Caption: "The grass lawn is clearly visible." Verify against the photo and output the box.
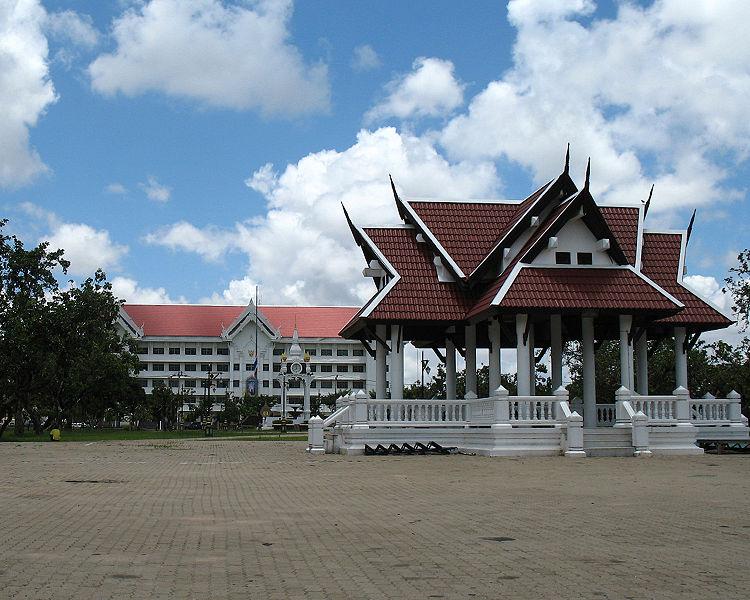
[0,428,307,443]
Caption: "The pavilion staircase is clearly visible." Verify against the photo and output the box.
[583,428,633,457]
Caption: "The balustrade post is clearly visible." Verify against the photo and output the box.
[565,412,586,457]
[632,411,652,456]
[614,386,632,428]
[673,385,692,427]
[491,385,511,429]
[464,391,476,428]
[727,390,743,422]
[353,390,369,429]
[307,415,325,454]
[554,386,569,422]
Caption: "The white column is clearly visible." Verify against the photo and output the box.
[635,331,648,395]
[527,321,536,396]
[375,324,387,399]
[445,338,456,400]
[465,324,477,396]
[516,314,531,396]
[389,325,404,400]
[550,314,563,390]
[619,315,633,389]
[674,326,688,390]
[488,319,502,394]
[582,315,596,428]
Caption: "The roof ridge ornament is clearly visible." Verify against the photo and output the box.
[643,184,654,218]
[686,209,697,244]
[584,157,591,191]
[564,143,570,174]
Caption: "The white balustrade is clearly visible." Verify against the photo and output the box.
[508,397,558,423]
[366,399,468,426]
[630,396,678,423]
[690,392,742,425]
[596,404,615,426]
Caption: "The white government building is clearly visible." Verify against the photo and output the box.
[117,303,372,420]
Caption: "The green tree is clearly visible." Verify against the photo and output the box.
[725,249,750,330]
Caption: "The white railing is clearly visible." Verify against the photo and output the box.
[630,396,678,423]
[596,404,615,426]
[690,392,742,425]
[508,397,558,423]
[367,399,468,425]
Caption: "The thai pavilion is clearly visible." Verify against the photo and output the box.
[307,150,749,457]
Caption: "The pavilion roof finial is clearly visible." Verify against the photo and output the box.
[564,143,570,174]
[686,209,697,244]
[643,184,654,218]
[584,157,591,190]
[389,174,400,202]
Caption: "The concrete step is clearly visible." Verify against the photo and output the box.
[583,428,634,457]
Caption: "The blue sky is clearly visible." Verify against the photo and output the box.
[2,0,749,314]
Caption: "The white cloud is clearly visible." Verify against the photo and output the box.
[351,44,381,72]
[0,0,57,187]
[147,127,498,305]
[88,0,329,116]
[440,0,750,215]
[366,57,464,123]
[111,276,185,304]
[105,182,127,195]
[139,175,171,202]
[144,221,235,262]
[46,10,99,49]
[46,222,128,277]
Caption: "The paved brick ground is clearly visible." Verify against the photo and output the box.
[1,440,749,599]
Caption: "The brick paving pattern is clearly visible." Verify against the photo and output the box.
[1,440,749,599]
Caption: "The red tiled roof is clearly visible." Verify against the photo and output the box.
[600,206,639,265]
[641,233,732,327]
[121,304,358,338]
[409,201,518,275]
[495,267,680,313]
[362,227,475,321]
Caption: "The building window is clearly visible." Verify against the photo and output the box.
[289,380,300,389]
[169,347,180,355]
[168,363,180,371]
[217,379,228,388]
[185,380,197,388]
[353,348,364,356]
[307,349,317,356]
[201,347,213,355]
[309,365,317,372]
[320,380,333,389]
[273,363,281,372]
[353,364,365,373]
[273,348,284,356]
[233,380,239,388]
[233,363,240,371]
[273,380,281,389]
[200,363,211,372]
[217,347,229,355]
[138,362,148,371]
[337,365,348,373]
[185,347,196,356]
[152,347,165,355]
[555,251,571,265]
[321,365,333,372]
[337,349,348,357]
[336,380,348,389]
[321,348,332,356]
[310,381,317,388]
[262,380,270,388]
[152,363,165,372]
[152,379,166,388]
[577,252,593,265]
[216,364,229,372]
[185,364,197,372]
[262,363,270,372]
[353,380,366,389]
[137,346,148,355]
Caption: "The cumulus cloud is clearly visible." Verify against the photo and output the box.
[88,0,329,116]
[105,182,127,195]
[111,276,185,304]
[351,44,381,72]
[46,222,128,277]
[146,127,498,305]
[366,57,464,123]
[139,175,171,202]
[46,9,99,49]
[0,0,57,188]
[440,0,750,214]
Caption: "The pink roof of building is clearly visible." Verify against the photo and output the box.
[121,304,358,338]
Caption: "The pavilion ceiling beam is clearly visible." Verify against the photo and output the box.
[358,337,376,359]
[432,346,446,363]
[535,346,549,364]
[363,326,391,353]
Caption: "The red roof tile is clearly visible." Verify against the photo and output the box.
[409,201,518,275]
[641,233,732,327]
[362,227,475,321]
[494,267,681,313]
[121,304,358,338]
[600,206,639,265]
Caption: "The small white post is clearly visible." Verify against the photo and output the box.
[353,389,368,429]
[673,385,692,426]
[307,416,325,454]
[632,411,652,456]
[464,390,477,427]
[565,412,586,457]
[727,390,742,422]
[614,386,633,428]
[491,385,510,428]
